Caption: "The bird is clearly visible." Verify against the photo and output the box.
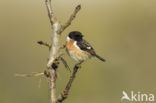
[66,31,105,65]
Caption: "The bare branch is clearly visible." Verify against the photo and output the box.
[60,57,71,72]
[47,22,61,68]
[45,4,81,103]
[57,65,80,103]
[48,53,63,103]
[37,41,51,48]
[59,5,81,33]
[48,69,57,103]
[45,0,57,25]
[14,72,44,77]
[45,1,61,103]
[16,1,81,103]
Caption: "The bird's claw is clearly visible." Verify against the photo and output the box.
[76,64,81,68]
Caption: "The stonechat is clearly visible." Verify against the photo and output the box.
[66,31,105,64]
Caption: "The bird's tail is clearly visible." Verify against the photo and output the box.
[94,54,106,62]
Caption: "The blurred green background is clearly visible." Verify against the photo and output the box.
[0,0,156,103]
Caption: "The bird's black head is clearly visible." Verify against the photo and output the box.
[68,31,83,41]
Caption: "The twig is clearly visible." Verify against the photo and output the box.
[60,57,71,72]
[37,41,51,48]
[45,0,56,25]
[15,72,44,77]
[59,5,81,34]
[57,65,80,103]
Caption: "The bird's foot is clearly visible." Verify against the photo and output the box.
[75,61,84,69]
[75,64,82,68]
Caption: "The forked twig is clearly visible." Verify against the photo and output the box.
[59,5,81,34]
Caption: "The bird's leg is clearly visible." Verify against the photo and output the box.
[75,60,84,68]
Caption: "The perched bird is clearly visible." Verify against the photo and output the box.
[66,31,105,64]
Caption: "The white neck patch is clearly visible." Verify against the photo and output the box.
[66,36,81,50]
[67,36,72,41]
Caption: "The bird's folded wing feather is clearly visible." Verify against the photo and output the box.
[77,40,96,55]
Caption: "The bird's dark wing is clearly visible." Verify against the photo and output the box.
[77,40,96,55]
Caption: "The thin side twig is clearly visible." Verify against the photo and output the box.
[59,5,81,34]
[57,65,80,103]
[37,41,51,49]
[14,72,44,77]
[60,57,71,72]
[45,0,56,25]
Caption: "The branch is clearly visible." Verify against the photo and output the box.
[16,0,82,103]
[59,5,81,33]
[60,57,71,72]
[45,0,57,25]
[37,41,51,49]
[14,72,44,77]
[45,1,59,103]
[16,1,81,103]
[48,53,63,103]
[45,4,81,102]
[57,65,80,103]
[48,69,57,103]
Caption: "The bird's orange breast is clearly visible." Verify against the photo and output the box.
[66,41,77,50]
[66,40,91,61]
